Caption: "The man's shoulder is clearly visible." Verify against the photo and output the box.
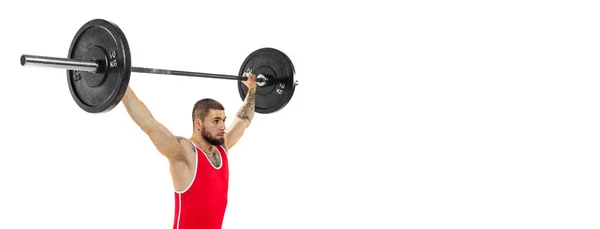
[176,136,187,143]
[174,136,197,155]
[217,144,229,155]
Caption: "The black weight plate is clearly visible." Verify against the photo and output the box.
[238,48,296,114]
[67,19,131,113]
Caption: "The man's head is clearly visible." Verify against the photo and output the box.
[192,98,226,146]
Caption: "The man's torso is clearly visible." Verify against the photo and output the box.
[170,139,229,229]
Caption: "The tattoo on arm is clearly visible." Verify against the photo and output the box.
[177,136,195,152]
[237,88,256,121]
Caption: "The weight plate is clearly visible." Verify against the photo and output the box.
[238,48,296,114]
[67,19,131,113]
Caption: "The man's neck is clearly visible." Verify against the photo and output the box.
[190,133,215,154]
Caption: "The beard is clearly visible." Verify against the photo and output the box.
[201,126,224,145]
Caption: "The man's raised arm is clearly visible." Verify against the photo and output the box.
[121,86,186,161]
[224,73,257,151]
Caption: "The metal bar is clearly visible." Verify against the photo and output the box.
[20,54,99,72]
[20,54,266,83]
[131,66,251,81]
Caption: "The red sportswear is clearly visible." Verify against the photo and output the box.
[173,144,229,229]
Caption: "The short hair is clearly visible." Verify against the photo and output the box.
[192,98,224,122]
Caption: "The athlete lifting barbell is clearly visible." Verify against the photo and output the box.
[20,18,297,229]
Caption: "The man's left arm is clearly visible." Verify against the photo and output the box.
[224,73,257,151]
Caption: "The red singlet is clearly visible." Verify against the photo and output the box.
[173,144,229,229]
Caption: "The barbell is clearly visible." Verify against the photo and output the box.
[20,19,297,114]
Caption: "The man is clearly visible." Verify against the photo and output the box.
[120,72,258,229]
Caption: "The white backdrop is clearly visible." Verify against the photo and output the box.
[1,1,600,229]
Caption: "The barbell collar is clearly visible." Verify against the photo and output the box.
[256,74,267,86]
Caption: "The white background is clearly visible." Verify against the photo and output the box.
[1,1,600,229]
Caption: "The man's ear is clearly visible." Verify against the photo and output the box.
[194,118,202,130]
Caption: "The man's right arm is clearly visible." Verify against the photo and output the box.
[121,86,186,161]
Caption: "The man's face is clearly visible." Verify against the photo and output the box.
[199,109,226,145]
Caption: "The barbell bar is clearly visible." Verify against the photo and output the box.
[21,54,268,83]
[20,18,297,114]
